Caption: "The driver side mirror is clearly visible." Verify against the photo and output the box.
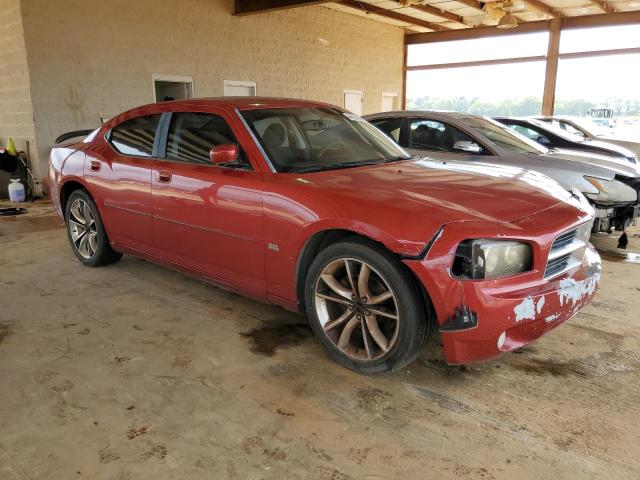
[209,144,238,165]
[453,140,482,154]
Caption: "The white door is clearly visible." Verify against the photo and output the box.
[344,91,363,116]
[224,81,256,96]
[381,93,398,112]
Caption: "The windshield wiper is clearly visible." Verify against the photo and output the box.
[290,160,390,174]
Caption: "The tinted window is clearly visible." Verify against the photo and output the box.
[110,114,161,157]
[409,119,479,152]
[371,118,402,142]
[165,112,247,167]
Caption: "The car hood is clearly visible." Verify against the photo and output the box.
[293,158,578,225]
[542,148,640,177]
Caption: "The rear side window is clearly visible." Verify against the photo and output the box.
[110,114,161,157]
[165,112,246,166]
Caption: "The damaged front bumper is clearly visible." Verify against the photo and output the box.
[404,206,601,365]
[441,247,600,364]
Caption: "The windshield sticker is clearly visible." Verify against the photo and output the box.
[343,112,365,122]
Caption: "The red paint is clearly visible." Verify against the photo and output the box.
[49,98,600,364]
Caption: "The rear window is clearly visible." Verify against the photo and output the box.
[110,114,161,157]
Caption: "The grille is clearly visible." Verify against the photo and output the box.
[544,221,592,279]
[544,253,571,278]
[551,230,576,251]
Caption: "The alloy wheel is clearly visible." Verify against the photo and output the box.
[68,198,98,259]
[314,258,400,361]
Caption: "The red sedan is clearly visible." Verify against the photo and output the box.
[49,98,601,373]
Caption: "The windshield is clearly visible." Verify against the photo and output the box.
[466,117,547,155]
[240,107,410,173]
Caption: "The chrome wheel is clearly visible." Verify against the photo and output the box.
[314,258,400,361]
[68,198,98,259]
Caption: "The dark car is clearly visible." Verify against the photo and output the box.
[493,117,638,165]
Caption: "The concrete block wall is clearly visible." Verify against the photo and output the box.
[0,0,37,196]
[19,0,404,179]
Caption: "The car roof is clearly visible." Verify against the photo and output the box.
[364,110,479,121]
[146,97,338,111]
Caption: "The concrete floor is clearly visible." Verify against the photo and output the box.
[1,202,640,480]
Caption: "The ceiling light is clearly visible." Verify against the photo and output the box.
[497,13,518,29]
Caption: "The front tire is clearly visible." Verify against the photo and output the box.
[305,239,430,374]
[65,189,122,267]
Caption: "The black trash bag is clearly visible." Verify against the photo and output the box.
[0,150,18,173]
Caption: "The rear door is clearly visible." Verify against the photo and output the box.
[85,114,161,252]
[151,109,265,295]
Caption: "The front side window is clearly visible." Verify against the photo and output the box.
[110,114,161,157]
[165,112,248,168]
[409,119,479,153]
[370,118,402,143]
[240,107,409,173]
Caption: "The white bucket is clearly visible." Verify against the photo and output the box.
[8,178,25,202]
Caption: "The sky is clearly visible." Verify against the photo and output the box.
[406,25,640,102]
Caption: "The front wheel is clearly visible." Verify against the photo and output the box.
[305,239,430,374]
[65,189,122,267]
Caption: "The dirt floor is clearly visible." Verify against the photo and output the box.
[1,202,640,480]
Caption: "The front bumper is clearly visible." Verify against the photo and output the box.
[404,206,601,364]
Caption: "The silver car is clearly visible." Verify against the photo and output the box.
[364,111,640,235]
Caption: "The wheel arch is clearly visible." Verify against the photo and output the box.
[294,228,436,332]
[59,179,90,217]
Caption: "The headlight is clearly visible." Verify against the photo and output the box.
[584,176,638,204]
[452,239,532,280]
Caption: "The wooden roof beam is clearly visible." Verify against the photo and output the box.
[405,10,640,44]
[338,0,452,31]
[409,4,467,25]
[522,0,562,18]
[589,0,612,13]
[454,0,486,13]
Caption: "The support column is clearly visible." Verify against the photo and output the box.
[542,19,561,115]
[402,44,408,110]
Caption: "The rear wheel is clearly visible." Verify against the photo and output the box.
[305,239,429,373]
[65,190,122,267]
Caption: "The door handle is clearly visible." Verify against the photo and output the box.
[156,170,172,183]
[89,160,101,172]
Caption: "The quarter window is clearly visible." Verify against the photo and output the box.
[409,119,478,152]
[165,112,247,167]
[110,114,161,157]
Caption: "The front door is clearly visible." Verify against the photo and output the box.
[151,110,265,295]
[405,118,492,162]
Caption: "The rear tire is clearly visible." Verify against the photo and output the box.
[304,238,430,374]
[65,189,122,267]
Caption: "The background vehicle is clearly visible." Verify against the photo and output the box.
[50,98,600,373]
[535,116,640,159]
[366,111,640,235]
[493,117,638,165]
